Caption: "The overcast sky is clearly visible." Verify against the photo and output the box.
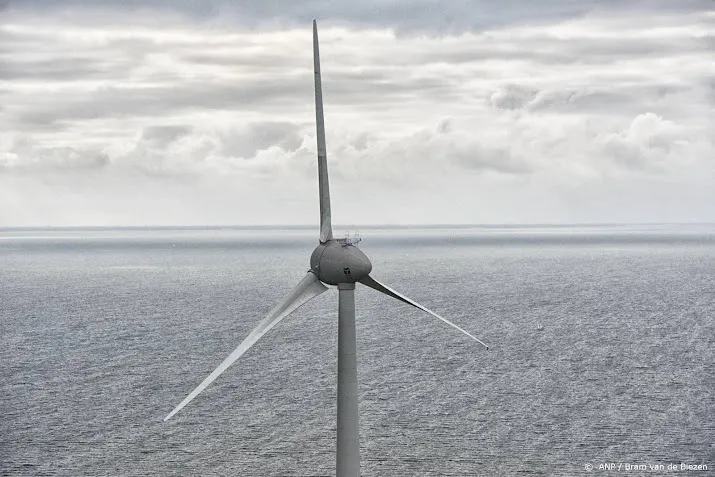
[0,0,712,226]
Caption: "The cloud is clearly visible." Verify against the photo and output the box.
[1,0,711,34]
[592,113,699,172]
[488,85,539,110]
[0,3,713,225]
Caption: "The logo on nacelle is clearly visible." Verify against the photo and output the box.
[343,267,352,276]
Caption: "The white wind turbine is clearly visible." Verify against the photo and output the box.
[164,20,488,477]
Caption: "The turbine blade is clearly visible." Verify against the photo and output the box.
[359,275,489,350]
[313,19,333,243]
[164,272,328,421]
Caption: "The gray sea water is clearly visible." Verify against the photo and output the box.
[1,225,714,476]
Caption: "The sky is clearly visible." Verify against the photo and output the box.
[0,0,713,226]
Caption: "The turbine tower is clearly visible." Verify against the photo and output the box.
[164,20,488,477]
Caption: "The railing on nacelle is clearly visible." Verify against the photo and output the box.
[337,231,361,247]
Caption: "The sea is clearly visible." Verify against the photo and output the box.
[1,225,713,476]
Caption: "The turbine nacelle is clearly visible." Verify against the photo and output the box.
[310,240,373,285]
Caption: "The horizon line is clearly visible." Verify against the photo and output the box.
[1,222,714,231]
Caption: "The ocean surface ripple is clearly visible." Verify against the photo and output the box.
[2,225,713,476]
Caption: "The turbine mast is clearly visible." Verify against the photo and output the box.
[313,19,333,243]
[337,282,360,476]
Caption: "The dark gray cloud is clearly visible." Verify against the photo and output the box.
[219,121,304,158]
[0,57,108,81]
[14,80,309,125]
[2,0,711,33]
[487,83,703,119]
[488,85,539,110]
[406,35,712,67]
[0,120,305,178]
[0,145,110,172]
[451,146,531,174]
[141,125,193,145]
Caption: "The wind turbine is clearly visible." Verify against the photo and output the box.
[164,20,488,477]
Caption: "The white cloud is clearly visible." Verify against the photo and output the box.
[0,4,712,225]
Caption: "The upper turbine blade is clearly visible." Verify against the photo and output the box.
[164,272,328,421]
[313,19,333,243]
[359,275,489,349]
